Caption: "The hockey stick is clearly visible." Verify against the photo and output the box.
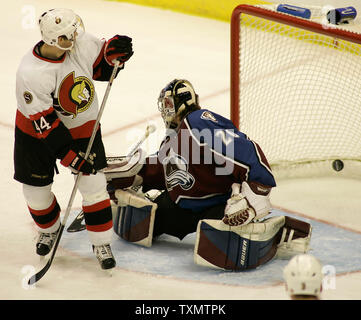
[66,124,157,233]
[66,209,85,232]
[28,60,122,285]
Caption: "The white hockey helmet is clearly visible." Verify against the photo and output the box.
[283,254,323,298]
[38,8,84,50]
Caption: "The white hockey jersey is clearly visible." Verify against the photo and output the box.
[15,32,113,140]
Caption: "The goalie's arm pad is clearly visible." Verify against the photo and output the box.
[231,138,276,188]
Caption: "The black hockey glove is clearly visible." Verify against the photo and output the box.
[105,35,133,66]
[60,148,97,175]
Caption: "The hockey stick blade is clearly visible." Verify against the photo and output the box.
[66,210,86,232]
[28,224,65,285]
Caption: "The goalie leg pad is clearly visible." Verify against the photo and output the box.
[113,190,157,247]
[194,216,286,270]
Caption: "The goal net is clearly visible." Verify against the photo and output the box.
[230,4,361,179]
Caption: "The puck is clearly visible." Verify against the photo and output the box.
[332,159,344,171]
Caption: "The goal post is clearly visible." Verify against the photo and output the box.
[230,4,361,179]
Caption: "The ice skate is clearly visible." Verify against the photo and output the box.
[93,244,116,271]
[36,228,59,256]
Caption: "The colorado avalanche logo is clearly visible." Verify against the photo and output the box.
[201,111,217,122]
[57,72,94,118]
[163,149,195,191]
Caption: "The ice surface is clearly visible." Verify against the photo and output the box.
[62,209,361,286]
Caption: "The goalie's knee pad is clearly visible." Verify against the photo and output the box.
[194,215,312,271]
[112,189,157,247]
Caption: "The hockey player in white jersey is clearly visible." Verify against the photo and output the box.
[14,8,133,270]
[284,254,323,300]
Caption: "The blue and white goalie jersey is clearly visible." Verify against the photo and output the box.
[139,109,276,212]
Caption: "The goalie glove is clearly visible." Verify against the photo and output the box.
[105,149,145,201]
[222,181,272,226]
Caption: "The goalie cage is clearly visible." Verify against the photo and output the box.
[230,4,361,180]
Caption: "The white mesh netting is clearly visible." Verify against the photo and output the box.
[233,6,361,179]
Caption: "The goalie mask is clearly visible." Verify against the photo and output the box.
[38,8,85,50]
[158,79,199,129]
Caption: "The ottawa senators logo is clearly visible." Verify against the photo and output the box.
[57,72,94,118]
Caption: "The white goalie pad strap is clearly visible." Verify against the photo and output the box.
[275,217,312,259]
[194,216,286,270]
[104,148,145,181]
[115,189,151,208]
[113,189,157,247]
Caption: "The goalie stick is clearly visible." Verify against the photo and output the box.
[66,124,157,233]
[28,60,122,285]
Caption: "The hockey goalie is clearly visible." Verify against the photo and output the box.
[105,79,312,270]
